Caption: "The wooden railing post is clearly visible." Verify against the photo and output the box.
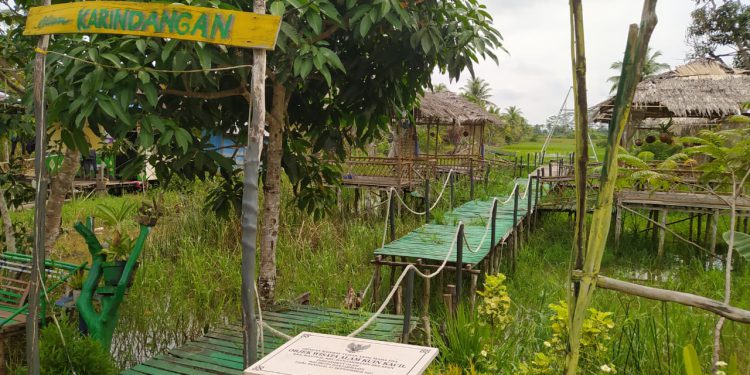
[425,178,430,223]
[469,160,475,200]
[491,199,498,251]
[512,185,519,272]
[389,190,396,242]
[449,173,454,210]
[401,267,414,343]
[455,223,464,308]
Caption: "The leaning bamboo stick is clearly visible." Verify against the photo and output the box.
[591,274,750,324]
[565,1,658,374]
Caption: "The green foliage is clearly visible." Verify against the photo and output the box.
[607,48,670,93]
[636,151,655,162]
[723,231,750,261]
[15,318,118,375]
[96,202,136,261]
[634,141,683,160]
[433,305,495,373]
[682,344,739,375]
[519,301,616,374]
[476,273,512,329]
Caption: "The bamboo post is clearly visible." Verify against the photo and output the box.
[535,170,541,226]
[422,268,432,346]
[697,213,703,243]
[657,209,668,259]
[455,224,464,307]
[548,161,552,176]
[444,285,455,315]
[688,213,694,242]
[401,267,414,343]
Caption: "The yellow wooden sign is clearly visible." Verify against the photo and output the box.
[24,1,281,49]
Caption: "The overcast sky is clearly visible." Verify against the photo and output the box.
[432,0,699,124]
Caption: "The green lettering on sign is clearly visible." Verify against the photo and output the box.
[191,13,208,38]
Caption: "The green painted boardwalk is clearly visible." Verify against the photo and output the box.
[123,306,412,375]
[374,177,538,265]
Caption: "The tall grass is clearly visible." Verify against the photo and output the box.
[9,166,748,373]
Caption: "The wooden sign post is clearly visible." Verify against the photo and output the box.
[23,2,279,373]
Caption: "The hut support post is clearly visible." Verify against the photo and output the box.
[689,213,694,241]
[698,213,703,242]
[469,266,478,312]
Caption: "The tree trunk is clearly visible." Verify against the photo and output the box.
[44,148,80,253]
[258,82,286,306]
[0,186,16,252]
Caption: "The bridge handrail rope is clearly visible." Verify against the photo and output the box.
[257,223,463,342]
[260,173,540,343]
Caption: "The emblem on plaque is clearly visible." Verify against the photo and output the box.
[345,343,371,353]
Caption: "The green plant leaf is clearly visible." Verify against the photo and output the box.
[682,344,703,375]
[723,231,750,261]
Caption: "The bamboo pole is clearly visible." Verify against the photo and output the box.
[565,1,657,373]
[657,209,667,259]
[709,209,719,254]
[422,269,431,346]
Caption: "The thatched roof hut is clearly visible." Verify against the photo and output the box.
[593,59,750,123]
[415,91,500,126]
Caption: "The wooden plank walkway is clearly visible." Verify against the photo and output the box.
[123,306,412,375]
[374,177,537,265]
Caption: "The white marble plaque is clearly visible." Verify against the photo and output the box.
[244,332,439,375]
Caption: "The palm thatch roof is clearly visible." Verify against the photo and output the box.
[415,91,500,126]
[636,118,724,136]
[593,59,750,122]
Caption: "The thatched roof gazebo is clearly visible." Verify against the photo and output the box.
[593,59,750,123]
[415,91,499,126]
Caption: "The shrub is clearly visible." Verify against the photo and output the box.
[476,274,512,330]
[16,318,118,375]
[518,301,616,374]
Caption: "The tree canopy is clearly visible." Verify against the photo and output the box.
[688,0,750,68]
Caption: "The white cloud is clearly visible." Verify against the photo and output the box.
[432,0,695,124]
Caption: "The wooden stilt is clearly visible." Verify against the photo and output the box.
[697,213,703,242]
[395,285,403,315]
[688,213,694,242]
[354,188,360,214]
[657,209,667,259]
[651,210,659,247]
[422,269,431,346]
[709,210,719,254]
[372,256,382,306]
[445,284,456,315]
[614,201,623,252]
[469,266,478,312]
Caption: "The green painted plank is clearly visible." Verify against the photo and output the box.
[145,357,216,375]
[161,353,240,374]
